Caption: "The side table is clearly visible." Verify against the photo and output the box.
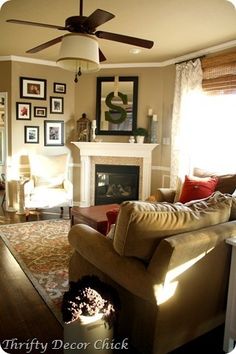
[223,237,236,353]
[71,204,119,235]
[16,177,29,215]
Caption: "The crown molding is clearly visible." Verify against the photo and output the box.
[0,55,57,67]
[1,39,236,68]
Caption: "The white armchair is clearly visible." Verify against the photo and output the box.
[24,153,73,218]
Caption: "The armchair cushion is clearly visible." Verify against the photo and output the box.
[24,153,72,209]
[29,154,68,188]
[113,192,232,262]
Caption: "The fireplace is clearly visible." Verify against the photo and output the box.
[95,164,139,205]
[72,142,158,207]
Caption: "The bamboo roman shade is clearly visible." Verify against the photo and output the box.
[201,51,236,94]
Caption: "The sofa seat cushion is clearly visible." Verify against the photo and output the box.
[26,187,71,208]
[113,192,232,262]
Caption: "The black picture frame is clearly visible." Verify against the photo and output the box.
[16,102,31,120]
[34,106,47,118]
[24,126,39,144]
[44,120,64,146]
[20,77,47,100]
[96,76,138,136]
[53,82,66,94]
[50,96,64,114]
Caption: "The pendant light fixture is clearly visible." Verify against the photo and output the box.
[56,33,100,82]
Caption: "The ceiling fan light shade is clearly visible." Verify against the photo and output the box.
[56,34,100,73]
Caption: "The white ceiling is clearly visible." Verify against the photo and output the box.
[0,0,236,66]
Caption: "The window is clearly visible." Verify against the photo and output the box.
[189,93,236,173]
[184,52,236,173]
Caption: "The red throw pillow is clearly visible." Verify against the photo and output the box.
[106,208,120,235]
[179,175,218,203]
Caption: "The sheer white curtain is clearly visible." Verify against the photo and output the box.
[170,59,203,188]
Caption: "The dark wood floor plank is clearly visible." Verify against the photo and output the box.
[0,206,64,353]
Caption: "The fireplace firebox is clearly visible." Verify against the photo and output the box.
[95,164,139,205]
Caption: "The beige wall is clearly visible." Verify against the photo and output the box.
[10,61,76,157]
[3,60,77,207]
[75,65,175,197]
[0,60,175,206]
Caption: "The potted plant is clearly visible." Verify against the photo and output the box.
[62,275,120,353]
[133,127,148,143]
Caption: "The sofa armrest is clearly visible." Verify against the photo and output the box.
[68,224,156,303]
[155,188,176,203]
[148,221,236,280]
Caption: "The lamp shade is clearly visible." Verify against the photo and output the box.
[57,34,100,73]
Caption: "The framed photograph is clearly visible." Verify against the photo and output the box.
[53,82,66,94]
[20,77,47,100]
[24,126,39,144]
[34,106,47,118]
[50,96,64,114]
[16,102,31,120]
[44,120,64,146]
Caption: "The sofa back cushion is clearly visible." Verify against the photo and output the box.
[113,192,232,262]
[193,168,236,194]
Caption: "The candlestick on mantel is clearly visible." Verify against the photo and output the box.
[92,120,97,128]
[153,114,157,121]
[91,120,97,141]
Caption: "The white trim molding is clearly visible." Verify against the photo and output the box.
[1,39,236,68]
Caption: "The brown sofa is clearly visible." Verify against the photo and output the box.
[68,192,236,354]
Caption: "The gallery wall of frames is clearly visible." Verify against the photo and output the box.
[16,76,67,147]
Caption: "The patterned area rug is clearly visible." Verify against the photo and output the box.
[0,219,72,324]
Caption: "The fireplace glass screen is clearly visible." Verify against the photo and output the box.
[95,164,139,205]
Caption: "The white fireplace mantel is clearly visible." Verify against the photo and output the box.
[72,142,158,207]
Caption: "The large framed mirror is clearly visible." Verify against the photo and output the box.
[96,76,138,135]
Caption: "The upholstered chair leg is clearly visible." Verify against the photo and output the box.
[69,206,72,219]
[25,209,30,222]
[60,207,63,218]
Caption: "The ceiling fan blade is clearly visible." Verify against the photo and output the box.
[83,9,115,30]
[6,19,66,31]
[99,49,106,62]
[96,31,154,49]
[26,36,64,53]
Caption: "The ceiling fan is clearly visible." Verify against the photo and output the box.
[6,0,154,63]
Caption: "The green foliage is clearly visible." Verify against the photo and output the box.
[133,127,148,136]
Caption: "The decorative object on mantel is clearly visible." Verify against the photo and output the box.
[129,136,135,143]
[91,119,97,141]
[96,76,138,136]
[77,113,91,142]
[147,108,158,143]
[133,127,148,143]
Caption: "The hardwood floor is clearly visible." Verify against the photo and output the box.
[0,197,67,354]
[0,193,226,353]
